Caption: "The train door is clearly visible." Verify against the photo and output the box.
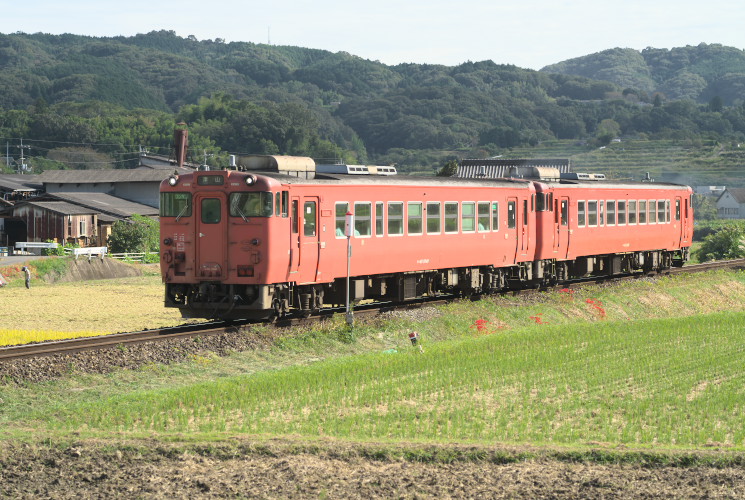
[554,196,569,257]
[289,197,300,275]
[507,197,519,263]
[676,196,690,246]
[520,198,530,257]
[298,197,320,283]
[195,193,227,279]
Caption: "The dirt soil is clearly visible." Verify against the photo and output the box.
[2,441,744,499]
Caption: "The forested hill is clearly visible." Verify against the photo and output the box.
[2,31,745,180]
[541,43,745,104]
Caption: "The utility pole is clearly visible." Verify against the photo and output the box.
[18,139,30,174]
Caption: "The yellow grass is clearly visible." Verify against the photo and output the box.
[0,274,191,345]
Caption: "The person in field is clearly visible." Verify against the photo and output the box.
[22,266,30,289]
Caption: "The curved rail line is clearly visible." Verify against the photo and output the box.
[3,259,744,362]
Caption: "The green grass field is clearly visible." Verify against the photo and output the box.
[3,270,745,457]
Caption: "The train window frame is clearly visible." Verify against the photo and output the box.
[160,192,192,218]
[523,199,529,225]
[201,198,221,224]
[292,200,299,234]
[303,201,317,237]
[407,202,423,235]
[598,200,604,226]
[648,199,657,224]
[444,202,459,234]
[587,200,598,227]
[491,201,500,232]
[335,202,349,238]
[507,201,516,229]
[628,200,637,225]
[354,202,372,238]
[577,201,586,228]
[606,200,616,226]
[281,191,289,217]
[462,202,476,233]
[388,202,404,236]
[658,200,667,223]
[675,199,681,221]
[375,202,384,237]
[561,199,568,226]
[426,202,441,235]
[617,200,626,225]
[477,202,491,232]
[229,192,273,218]
[638,200,647,224]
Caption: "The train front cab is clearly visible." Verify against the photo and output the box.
[160,170,294,319]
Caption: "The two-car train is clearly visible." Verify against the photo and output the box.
[159,156,693,320]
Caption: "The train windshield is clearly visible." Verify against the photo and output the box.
[160,192,192,218]
[229,192,273,218]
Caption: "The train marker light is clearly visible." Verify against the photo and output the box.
[168,175,178,186]
[245,175,257,185]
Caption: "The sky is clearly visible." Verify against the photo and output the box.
[6,0,745,70]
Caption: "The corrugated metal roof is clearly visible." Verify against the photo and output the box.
[26,201,96,215]
[48,192,159,217]
[37,168,191,184]
[457,159,571,179]
[0,174,43,191]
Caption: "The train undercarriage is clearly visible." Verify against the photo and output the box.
[165,248,689,320]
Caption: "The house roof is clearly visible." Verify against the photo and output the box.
[47,192,159,218]
[37,167,191,184]
[25,201,96,215]
[721,188,745,204]
[0,174,43,192]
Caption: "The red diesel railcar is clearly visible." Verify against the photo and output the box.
[159,156,693,319]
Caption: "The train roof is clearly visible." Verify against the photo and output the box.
[253,171,535,189]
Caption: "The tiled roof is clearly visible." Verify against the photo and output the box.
[26,201,96,215]
[0,174,43,191]
[722,188,745,204]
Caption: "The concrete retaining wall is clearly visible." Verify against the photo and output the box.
[48,258,143,283]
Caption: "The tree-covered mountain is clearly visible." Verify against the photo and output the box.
[3,31,745,178]
[541,43,745,105]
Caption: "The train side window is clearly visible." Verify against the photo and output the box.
[561,200,568,226]
[354,202,372,237]
[507,201,516,229]
[617,201,626,225]
[587,201,598,227]
[675,199,681,221]
[303,201,316,237]
[638,200,647,224]
[275,192,281,216]
[407,202,423,235]
[427,202,441,234]
[292,200,299,234]
[201,198,221,224]
[628,200,637,224]
[445,202,459,233]
[536,193,545,211]
[577,201,586,227]
[606,201,616,226]
[462,202,475,232]
[281,191,289,217]
[335,202,348,238]
[649,200,657,224]
[491,202,499,231]
[375,202,384,236]
[523,200,529,225]
[599,200,604,226]
[388,202,404,236]
[478,202,490,231]
[659,200,667,223]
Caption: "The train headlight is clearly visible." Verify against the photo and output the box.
[168,175,178,186]
[245,175,257,185]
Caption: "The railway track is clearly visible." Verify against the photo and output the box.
[3,258,744,363]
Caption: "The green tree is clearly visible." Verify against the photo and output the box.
[107,214,159,253]
[691,194,718,221]
[694,225,745,262]
[436,159,458,177]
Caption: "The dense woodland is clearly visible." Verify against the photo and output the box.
[2,31,745,184]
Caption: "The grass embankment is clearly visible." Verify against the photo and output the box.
[2,270,745,461]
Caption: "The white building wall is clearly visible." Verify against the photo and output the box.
[717,192,742,219]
